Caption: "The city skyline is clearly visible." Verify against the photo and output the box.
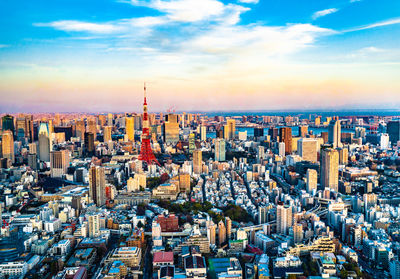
[1,0,399,112]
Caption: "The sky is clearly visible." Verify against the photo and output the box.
[0,0,399,113]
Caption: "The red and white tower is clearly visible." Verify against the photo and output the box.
[139,83,160,166]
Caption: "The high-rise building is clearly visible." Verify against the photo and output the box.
[84,132,95,156]
[298,138,318,163]
[107,113,113,126]
[269,128,279,141]
[258,206,268,224]
[89,166,106,206]
[163,114,179,144]
[1,130,14,164]
[218,220,226,246]
[215,139,226,162]
[88,213,100,238]
[207,222,216,246]
[328,120,342,148]
[193,149,202,175]
[225,217,232,240]
[50,150,70,178]
[103,126,112,143]
[258,146,265,163]
[387,120,400,146]
[1,115,14,134]
[321,148,339,191]
[279,127,292,155]
[298,125,308,138]
[254,127,264,139]
[276,204,293,235]
[338,147,348,165]
[306,169,318,194]
[293,223,303,244]
[87,119,97,137]
[38,123,51,162]
[98,114,106,127]
[75,120,85,141]
[200,126,207,141]
[16,115,33,141]
[125,117,135,142]
[224,119,236,140]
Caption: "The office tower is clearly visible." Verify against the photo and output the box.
[258,206,268,224]
[315,116,321,126]
[298,138,318,163]
[225,217,232,240]
[218,220,226,246]
[276,204,293,235]
[380,133,390,150]
[163,114,179,144]
[298,125,308,138]
[188,133,195,154]
[254,127,264,139]
[207,222,216,246]
[28,153,37,170]
[224,119,236,140]
[134,115,142,131]
[89,166,106,206]
[1,130,14,164]
[87,119,97,136]
[1,115,14,134]
[139,84,159,165]
[193,149,202,174]
[258,146,265,163]
[38,122,51,162]
[200,126,207,141]
[103,126,112,142]
[215,139,226,162]
[75,120,85,141]
[293,223,303,244]
[328,120,342,148]
[50,150,70,178]
[16,115,30,141]
[88,213,100,238]
[278,142,285,157]
[306,169,318,194]
[179,173,190,193]
[125,117,135,141]
[269,127,279,141]
[321,148,339,191]
[107,113,113,126]
[338,147,348,165]
[387,120,400,146]
[279,127,292,154]
[321,132,329,144]
[97,114,106,127]
[84,132,95,156]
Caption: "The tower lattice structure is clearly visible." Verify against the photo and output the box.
[139,83,160,166]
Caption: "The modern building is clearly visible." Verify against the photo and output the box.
[50,150,70,178]
[279,127,292,155]
[89,166,106,206]
[387,120,400,146]
[193,149,202,174]
[321,148,339,191]
[276,204,293,235]
[298,138,318,163]
[38,122,51,162]
[125,117,135,141]
[328,120,342,148]
[1,130,14,164]
[215,139,226,162]
[306,169,318,194]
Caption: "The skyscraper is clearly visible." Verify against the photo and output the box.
[125,117,135,142]
[279,127,292,155]
[163,114,179,144]
[87,119,97,136]
[387,120,400,146]
[276,204,293,235]
[50,150,70,178]
[1,115,14,135]
[193,149,202,175]
[298,138,318,163]
[218,220,226,246]
[293,223,303,244]
[84,132,95,156]
[1,130,14,164]
[89,166,106,206]
[200,126,207,141]
[103,126,112,143]
[215,139,226,162]
[225,217,232,240]
[88,213,100,238]
[207,222,216,246]
[306,169,318,194]
[75,120,85,141]
[298,125,308,138]
[224,119,236,140]
[328,120,342,148]
[321,148,339,191]
[258,206,268,224]
[38,122,51,162]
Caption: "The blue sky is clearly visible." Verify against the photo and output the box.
[0,0,399,112]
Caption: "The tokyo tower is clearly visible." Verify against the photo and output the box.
[138,83,160,166]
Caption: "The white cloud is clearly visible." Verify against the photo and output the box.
[312,8,339,20]
[238,0,259,4]
[34,20,121,33]
[345,17,400,32]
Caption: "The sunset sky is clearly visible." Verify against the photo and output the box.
[0,0,399,113]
